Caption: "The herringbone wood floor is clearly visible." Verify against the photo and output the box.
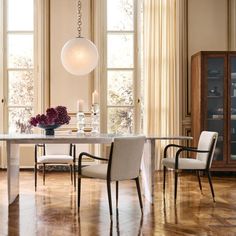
[0,170,236,236]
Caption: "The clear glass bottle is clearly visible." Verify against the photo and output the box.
[91,104,100,133]
[77,112,85,134]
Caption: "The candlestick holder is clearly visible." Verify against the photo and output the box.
[76,111,85,134]
[91,104,100,133]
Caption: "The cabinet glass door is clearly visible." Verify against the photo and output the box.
[206,57,225,161]
[230,55,236,162]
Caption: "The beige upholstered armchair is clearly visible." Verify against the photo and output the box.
[34,143,76,190]
[77,136,146,220]
[162,131,218,202]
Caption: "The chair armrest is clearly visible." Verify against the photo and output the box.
[174,147,210,169]
[79,152,108,161]
[163,144,197,158]
[78,152,108,174]
[179,147,209,153]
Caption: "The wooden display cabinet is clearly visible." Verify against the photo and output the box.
[191,51,236,171]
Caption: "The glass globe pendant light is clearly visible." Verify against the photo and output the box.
[61,0,99,76]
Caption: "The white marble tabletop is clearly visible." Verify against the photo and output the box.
[0,133,192,142]
[0,133,142,144]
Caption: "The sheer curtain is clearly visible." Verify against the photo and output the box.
[143,0,184,169]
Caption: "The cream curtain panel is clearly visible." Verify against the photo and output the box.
[143,0,183,169]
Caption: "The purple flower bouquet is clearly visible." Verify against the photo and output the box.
[29,106,71,135]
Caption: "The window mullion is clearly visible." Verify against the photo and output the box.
[7,68,34,71]
[107,31,134,34]
[134,0,140,133]
[107,68,134,70]
[7,31,34,34]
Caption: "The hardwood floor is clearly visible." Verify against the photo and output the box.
[0,170,236,236]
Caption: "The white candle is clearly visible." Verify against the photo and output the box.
[92,90,99,104]
[77,99,84,112]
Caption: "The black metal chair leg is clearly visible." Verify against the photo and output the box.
[174,171,178,202]
[73,163,76,189]
[206,171,215,202]
[34,164,37,191]
[135,177,143,212]
[163,166,166,193]
[116,181,119,209]
[70,164,73,183]
[77,177,81,209]
[43,164,46,185]
[196,171,203,193]
[107,180,113,219]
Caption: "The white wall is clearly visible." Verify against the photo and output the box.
[50,0,93,112]
[188,0,228,59]
[184,0,229,134]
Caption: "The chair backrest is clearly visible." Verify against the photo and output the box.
[45,144,71,155]
[196,131,218,168]
[108,136,146,181]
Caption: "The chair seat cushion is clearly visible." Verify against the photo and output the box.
[81,164,108,179]
[162,157,206,169]
[37,155,74,164]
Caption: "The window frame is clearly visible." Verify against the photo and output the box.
[2,0,37,134]
[100,0,142,134]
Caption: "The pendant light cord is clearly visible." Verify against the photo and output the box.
[77,0,82,38]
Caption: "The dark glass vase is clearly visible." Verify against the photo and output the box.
[38,124,61,135]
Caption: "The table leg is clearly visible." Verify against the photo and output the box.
[7,142,20,204]
[141,139,155,204]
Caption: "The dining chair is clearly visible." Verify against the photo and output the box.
[162,131,218,202]
[77,136,146,220]
[34,143,76,190]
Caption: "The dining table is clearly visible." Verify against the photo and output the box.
[0,133,192,205]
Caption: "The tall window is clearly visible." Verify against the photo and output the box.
[4,0,35,133]
[105,0,140,134]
